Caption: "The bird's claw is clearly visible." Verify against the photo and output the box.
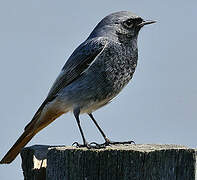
[72,141,80,147]
[89,142,106,148]
[105,140,135,145]
[72,141,106,149]
[72,139,135,149]
[72,141,90,148]
[89,139,135,148]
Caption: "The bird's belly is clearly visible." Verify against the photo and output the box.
[79,97,112,114]
[58,76,116,114]
[58,62,135,114]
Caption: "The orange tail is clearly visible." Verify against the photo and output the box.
[0,98,65,164]
[0,130,35,164]
[1,109,64,164]
[0,102,44,164]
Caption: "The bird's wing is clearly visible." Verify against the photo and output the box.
[0,38,108,164]
[47,37,107,100]
[24,37,107,131]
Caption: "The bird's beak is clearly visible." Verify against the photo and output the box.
[138,20,156,27]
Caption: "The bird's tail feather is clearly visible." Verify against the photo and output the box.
[0,104,44,164]
[0,108,65,164]
[0,130,35,164]
[0,98,66,164]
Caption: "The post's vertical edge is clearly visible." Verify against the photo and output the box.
[195,150,197,180]
[21,145,49,180]
[21,147,35,180]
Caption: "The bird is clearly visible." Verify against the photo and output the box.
[0,11,155,164]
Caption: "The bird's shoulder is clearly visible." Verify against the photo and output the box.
[46,37,109,100]
[62,37,109,71]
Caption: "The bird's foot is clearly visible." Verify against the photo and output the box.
[89,138,135,148]
[72,138,135,149]
[72,141,98,149]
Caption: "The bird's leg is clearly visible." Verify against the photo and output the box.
[72,108,90,148]
[88,113,109,143]
[88,113,135,148]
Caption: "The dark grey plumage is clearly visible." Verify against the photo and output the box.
[52,11,154,114]
[0,11,155,164]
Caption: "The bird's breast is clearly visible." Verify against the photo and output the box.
[103,43,138,93]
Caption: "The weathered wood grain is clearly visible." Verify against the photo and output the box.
[21,144,197,180]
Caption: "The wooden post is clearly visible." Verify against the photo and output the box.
[21,144,196,180]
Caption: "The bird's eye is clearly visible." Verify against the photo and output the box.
[123,19,133,28]
[134,18,143,25]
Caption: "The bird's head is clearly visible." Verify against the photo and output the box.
[88,11,156,43]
